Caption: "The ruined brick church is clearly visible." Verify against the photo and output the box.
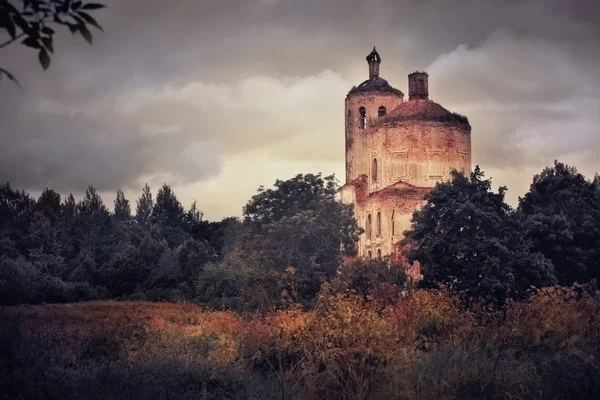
[341,47,472,259]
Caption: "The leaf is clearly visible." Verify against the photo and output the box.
[81,3,106,10]
[22,37,41,49]
[12,15,34,36]
[78,24,92,44]
[5,20,16,39]
[67,23,78,34]
[77,11,103,31]
[38,48,51,70]
[42,27,55,35]
[42,37,53,53]
[72,1,83,10]
[0,68,21,87]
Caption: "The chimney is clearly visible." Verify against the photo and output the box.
[408,72,428,101]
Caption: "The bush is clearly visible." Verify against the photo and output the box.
[0,256,39,305]
[332,257,409,304]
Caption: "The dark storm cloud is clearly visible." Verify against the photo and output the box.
[0,0,598,215]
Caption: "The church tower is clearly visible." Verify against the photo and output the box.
[341,48,472,261]
[344,47,404,184]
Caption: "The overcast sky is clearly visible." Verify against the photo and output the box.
[1,0,599,220]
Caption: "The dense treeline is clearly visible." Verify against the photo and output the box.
[0,181,228,305]
[0,174,361,308]
[1,161,599,309]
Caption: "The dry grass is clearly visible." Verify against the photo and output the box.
[1,288,599,399]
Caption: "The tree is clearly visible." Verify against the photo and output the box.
[62,193,76,218]
[0,1,106,83]
[518,161,600,285]
[0,182,35,255]
[176,239,217,286]
[25,210,66,277]
[35,187,61,223]
[78,184,108,217]
[135,183,153,226]
[113,188,131,222]
[71,185,113,282]
[238,173,362,307]
[152,183,187,246]
[403,167,555,305]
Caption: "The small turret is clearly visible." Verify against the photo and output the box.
[366,47,381,80]
[408,71,429,101]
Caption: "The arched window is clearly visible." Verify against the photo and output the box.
[377,249,382,259]
[367,214,372,238]
[377,212,381,236]
[372,158,378,183]
[368,250,372,259]
[359,107,366,129]
[378,106,387,117]
[347,109,352,128]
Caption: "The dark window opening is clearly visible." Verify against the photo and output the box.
[347,109,352,128]
[367,214,372,238]
[368,250,372,259]
[372,158,378,183]
[377,249,382,259]
[391,210,395,236]
[378,106,387,117]
[359,107,366,129]
[377,212,381,236]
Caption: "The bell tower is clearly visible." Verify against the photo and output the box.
[344,47,404,183]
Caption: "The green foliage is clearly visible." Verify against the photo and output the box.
[152,183,188,246]
[35,187,61,222]
[239,173,362,307]
[403,167,555,304]
[135,183,154,226]
[0,0,106,83]
[113,188,131,222]
[0,177,245,305]
[518,160,600,285]
[333,257,409,304]
[196,260,247,310]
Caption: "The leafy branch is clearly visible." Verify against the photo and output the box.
[0,0,106,84]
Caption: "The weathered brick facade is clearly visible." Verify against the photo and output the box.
[341,48,472,259]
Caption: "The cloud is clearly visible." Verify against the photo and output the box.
[427,28,600,204]
[0,68,351,196]
[1,0,599,217]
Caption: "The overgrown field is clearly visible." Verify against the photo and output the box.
[2,287,599,400]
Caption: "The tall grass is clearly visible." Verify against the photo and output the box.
[1,286,599,399]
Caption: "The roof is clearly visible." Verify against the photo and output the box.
[346,77,404,97]
[385,99,470,125]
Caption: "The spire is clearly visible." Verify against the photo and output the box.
[366,46,381,80]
